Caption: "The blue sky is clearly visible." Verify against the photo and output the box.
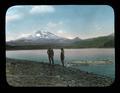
[6,5,114,41]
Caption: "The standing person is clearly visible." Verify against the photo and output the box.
[47,48,54,65]
[47,48,51,65]
[60,48,64,66]
[50,48,54,65]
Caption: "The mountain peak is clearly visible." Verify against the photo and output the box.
[31,30,61,39]
[73,37,81,40]
[74,37,80,39]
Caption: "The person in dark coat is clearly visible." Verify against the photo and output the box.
[60,48,64,66]
[47,48,54,65]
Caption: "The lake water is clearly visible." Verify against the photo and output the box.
[6,48,115,79]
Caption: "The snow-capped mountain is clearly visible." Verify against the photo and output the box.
[20,30,63,40]
[7,30,70,46]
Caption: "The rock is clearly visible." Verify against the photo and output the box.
[56,75,60,78]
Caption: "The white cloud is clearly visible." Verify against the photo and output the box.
[94,24,103,31]
[57,30,64,34]
[20,33,31,38]
[42,21,75,39]
[46,22,57,28]
[67,36,74,39]
[44,22,63,33]
[56,30,74,39]
[45,21,63,30]
[30,5,55,14]
[6,36,14,41]
[6,14,22,23]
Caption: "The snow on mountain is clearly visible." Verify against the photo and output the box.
[7,30,82,46]
[21,30,63,40]
[6,31,68,45]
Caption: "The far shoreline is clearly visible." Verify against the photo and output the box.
[6,47,114,51]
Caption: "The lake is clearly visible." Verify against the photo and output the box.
[6,48,115,79]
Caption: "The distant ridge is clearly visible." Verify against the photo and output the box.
[6,31,114,50]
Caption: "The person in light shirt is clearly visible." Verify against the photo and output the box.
[47,48,54,65]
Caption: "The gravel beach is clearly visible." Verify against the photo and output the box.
[6,58,114,87]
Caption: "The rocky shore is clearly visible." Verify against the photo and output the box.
[6,58,114,87]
